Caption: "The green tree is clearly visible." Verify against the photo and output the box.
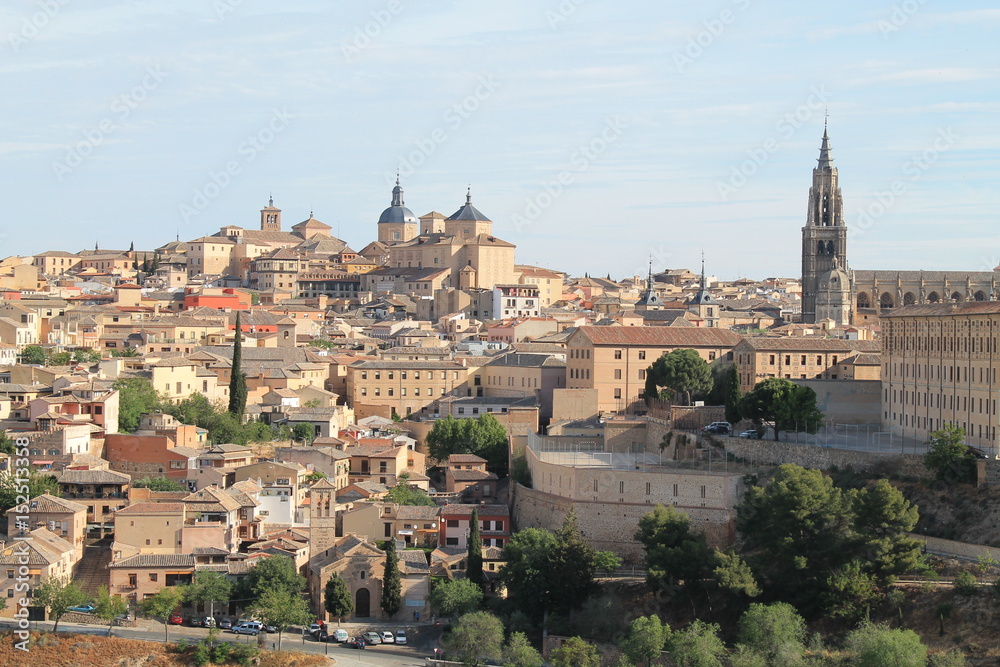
[635,504,713,595]
[235,554,305,607]
[499,527,557,621]
[228,311,247,417]
[548,509,597,614]
[503,631,544,667]
[465,413,509,476]
[467,507,484,588]
[736,464,853,611]
[923,425,975,483]
[550,636,600,667]
[737,602,806,667]
[292,422,315,443]
[93,585,128,636]
[324,574,354,624]
[511,454,532,487]
[845,623,927,667]
[380,539,402,618]
[426,415,464,463]
[34,576,88,633]
[429,578,483,618]
[723,364,743,424]
[383,482,436,506]
[446,611,504,666]
[250,587,311,650]
[954,570,978,596]
[111,377,164,432]
[644,349,713,405]
[824,560,882,621]
[21,345,46,365]
[132,476,187,492]
[594,550,623,576]
[111,346,140,358]
[622,614,670,667]
[668,620,726,667]
[0,470,58,515]
[929,650,968,666]
[740,377,823,440]
[712,550,760,598]
[850,479,922,584]
[185,571,231,620]
[140,586,184,642]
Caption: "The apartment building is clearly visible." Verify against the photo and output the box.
[881,302,1000,450]
[565,326,742,414]
[346,360,470,418]
[731,337,882,390]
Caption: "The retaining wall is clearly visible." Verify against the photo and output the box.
[721,437,928,478]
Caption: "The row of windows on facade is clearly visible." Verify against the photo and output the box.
[887,363,997,385]
[889,413,995,441]
[360,386,453,397]
[456,406,508,415]
[888,389,997,417]
[567,477,713,499]
[765,354,840,367]
[478,376,540,387]
[360,370,459,380]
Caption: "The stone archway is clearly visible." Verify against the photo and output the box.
[355,588,371,617]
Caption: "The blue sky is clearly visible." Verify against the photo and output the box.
[3,0,998,280]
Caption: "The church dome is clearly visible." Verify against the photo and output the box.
[378,179,418,225]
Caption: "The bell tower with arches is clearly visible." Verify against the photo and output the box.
[801,121,848,323]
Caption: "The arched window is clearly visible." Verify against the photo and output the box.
[856,292,871,309]
[880,292,895,311]
[975,291,987,301]
[951,291,964,303]
[927,291,940,303]
[826,241,834,255]
[817,241,825,254]
[903,292,915,306]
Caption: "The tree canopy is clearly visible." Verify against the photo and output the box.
[550,636,601,667]
[140,586,185,642]
[235,554,305,607]
[845,623,927,667]
[228,311,247,417]
[380,539,402,618]
[426,413,509,476]
[736,602,806,666]
[622,614,670,667]
[132,476,187,492]
[644,349,713,405]
[429,578,483,618]
[635,504,713,595]
[736,465,921,615]
[112,377,164,433]
[324,574,353,623]
[467,507,484,588]
[383,483,436,506]
[740,377,823,440]
[34,576,88,634]
[446,611,504,666]
[250,587,311,650]
[923,425,975,484]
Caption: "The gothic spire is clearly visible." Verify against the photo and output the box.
[817,121,834,170]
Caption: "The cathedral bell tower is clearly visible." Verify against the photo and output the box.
[261,195,282,232]
[801,122,847,324]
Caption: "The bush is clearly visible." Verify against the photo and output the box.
[229,643,259,667]
[954,570,978,596]
[191,642,211,667]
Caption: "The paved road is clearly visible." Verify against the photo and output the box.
[9,619,433,666]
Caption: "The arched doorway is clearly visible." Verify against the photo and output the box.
[355,588,371,617]
[879,292,895,311]
[856,292,871,309]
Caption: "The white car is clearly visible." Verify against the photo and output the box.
[380,630,394,643]
[395,629,407,645]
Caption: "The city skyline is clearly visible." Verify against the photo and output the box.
[4,1,998,280]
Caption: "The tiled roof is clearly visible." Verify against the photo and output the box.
[117,502,184,515]
[880,301,1000,317]
[737,337,881,352]
[28,493,87,514]
[449,469,496,482]
[110,554,196,568]
[449,454,487,464]
[574,325,741,347]
[57,469,130,485]
[394,505,440,521]
[350,360,467,370]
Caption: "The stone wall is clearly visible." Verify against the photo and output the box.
[720,437,928,478]
[914,534,1000,562]
[794,379,882,424]
[514,483,734,561]
[670,405,726,430]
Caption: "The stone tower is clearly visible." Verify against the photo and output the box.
[688,255,720,328]
[377,177,419,244]
[815,256,853,325]
[308,478,338,561]
[801,124,847,323]
[261,195,281,232]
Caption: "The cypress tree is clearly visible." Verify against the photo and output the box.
[228,312,247,417]
[324,574,354,625]
[467,507,484,587]
[724,364,743,424]
[381,540,402,618]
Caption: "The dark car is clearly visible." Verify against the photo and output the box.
[217,619,233,630]
[966,446,988,460]
[740,430,760,439]
[347,637,367,649]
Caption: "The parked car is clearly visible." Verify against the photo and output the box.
[168,613,184,625]
[967,446,988,460]
[217,619,233,630]
[333,628,349,643]
[394,629,407,645]
[308,623,323,636]
[740,430,760,439]
[702,421,731,434]
[202,617,216,628]
[362,631,382,645]
[232,621,262,635]
[68,604,96,614]
[347,637,366,649]
[380,631,394,644]
[189,617,204,627]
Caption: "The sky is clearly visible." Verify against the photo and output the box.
[2,0,999,281]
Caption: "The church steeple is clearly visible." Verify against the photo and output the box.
[391,174,404,207]
[817,117,834,170]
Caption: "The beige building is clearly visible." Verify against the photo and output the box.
[565,326,742,414]
[517,265,565,308]
[346,360,471,418]
[7,494,88,562]
[341,502,440,548]
[0,527,77,618]
[732,337,882,390]
[881,302,1000,451]
[108,553,195,604]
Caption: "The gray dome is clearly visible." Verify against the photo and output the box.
[378,179,418,225]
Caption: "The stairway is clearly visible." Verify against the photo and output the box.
[75,537,113,596]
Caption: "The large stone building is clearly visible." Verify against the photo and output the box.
[802,127,1000,325]
[732,336,881,390]
[881,301,1000,452]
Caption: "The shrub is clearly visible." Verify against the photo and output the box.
[954,570,978,596]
